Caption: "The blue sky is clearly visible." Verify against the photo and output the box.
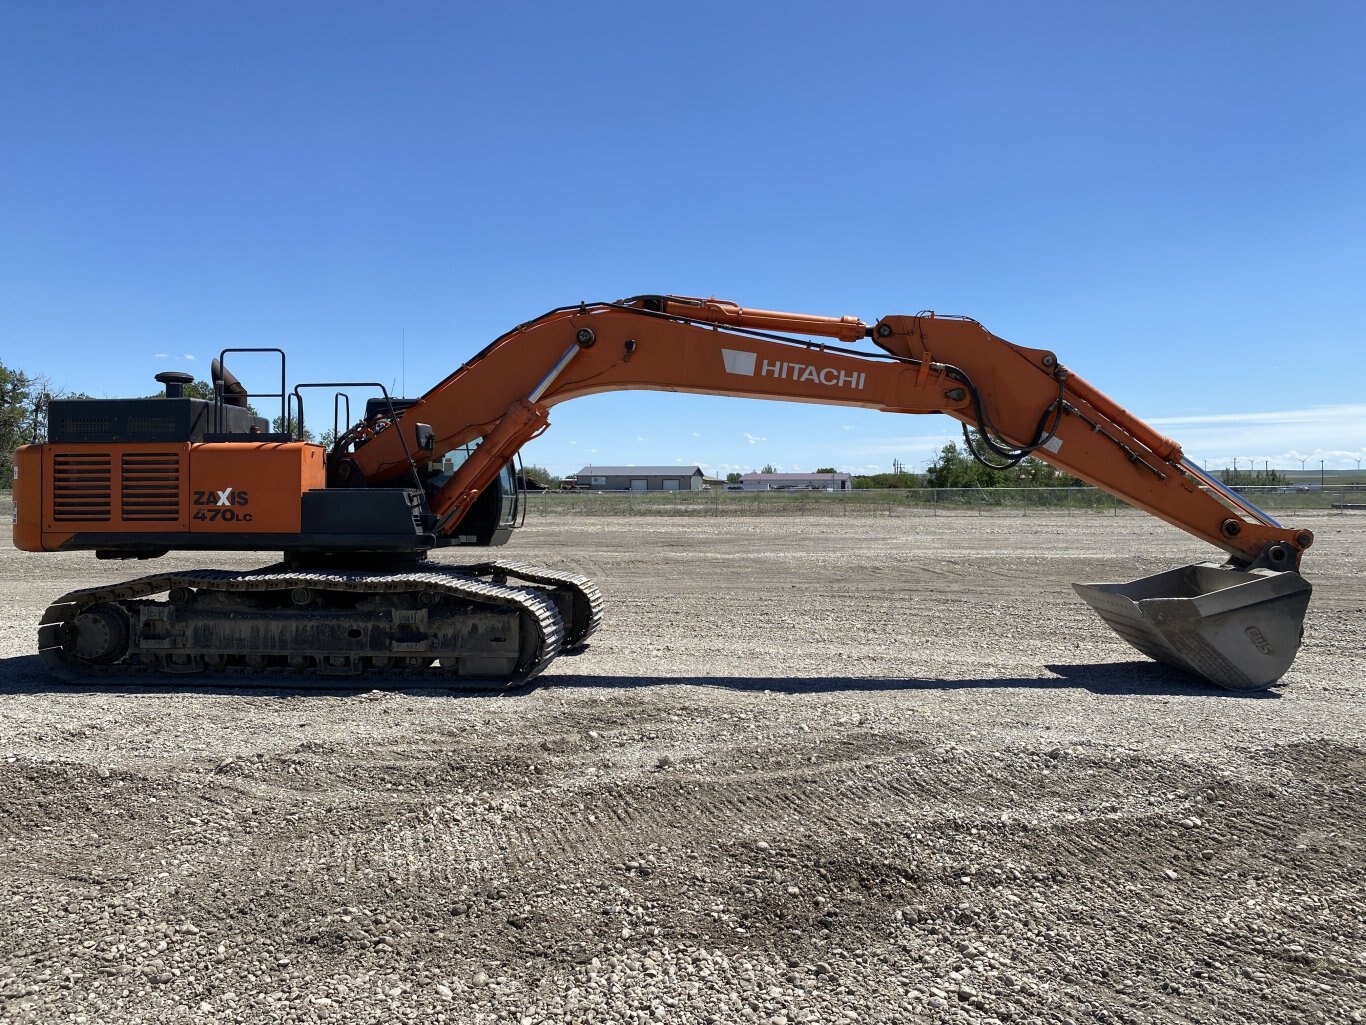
[2,1,1363,476]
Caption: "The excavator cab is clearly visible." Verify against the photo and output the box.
[421,444,521,547]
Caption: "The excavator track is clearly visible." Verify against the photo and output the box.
[37,563,574,689]
[461,559,604,648]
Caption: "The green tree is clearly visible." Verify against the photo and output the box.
[521,464,559,488]
[1013,456,1078,487]
[146,378,214,400]
[272,415,317,444]
[725,471,742,483]
[926,440,1006,488]
[925,432,1081,489]
[0,362,63,484]
[148,378,260,418]
[814,466,837,474]
[1,360,37,484]
[760,463,776,474]
[852,471,926,490]
[1220,466,1287,488]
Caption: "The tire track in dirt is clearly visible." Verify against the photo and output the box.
[246,741,1247,900]
[4,514,1364,1024]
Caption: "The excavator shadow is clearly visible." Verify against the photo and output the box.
[1039,662,1277,698]
[547,663,1283,699]
[0,653,1278,699]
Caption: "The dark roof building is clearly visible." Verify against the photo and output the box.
[572,465,707,491]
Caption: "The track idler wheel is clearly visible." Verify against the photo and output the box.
[65,604,131,665]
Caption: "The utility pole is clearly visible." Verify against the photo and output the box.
[1321,460,1325,489]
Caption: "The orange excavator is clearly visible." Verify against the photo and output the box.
[12,295,1314,690]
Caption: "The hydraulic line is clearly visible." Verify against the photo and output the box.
[952,368,1068,470]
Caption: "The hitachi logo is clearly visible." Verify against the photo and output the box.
[1245,625,1274,655]
[721,349,865,391]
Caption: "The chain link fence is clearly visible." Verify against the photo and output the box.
[523,485,1366,519]
[3,485,1360,525]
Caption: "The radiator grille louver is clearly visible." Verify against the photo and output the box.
[120,452,181,521]
[126,415,180,438]
[51,453,113,522]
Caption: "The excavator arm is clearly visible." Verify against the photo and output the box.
[338,294,1314,691]
[347,295,1311,564]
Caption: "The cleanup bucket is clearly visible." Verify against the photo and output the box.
[1073,564,1312,690]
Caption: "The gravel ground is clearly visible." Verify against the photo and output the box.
[1,508,1364,1024]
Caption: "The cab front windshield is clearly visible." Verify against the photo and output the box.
[426,443,518,526]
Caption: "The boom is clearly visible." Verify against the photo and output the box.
[345,295,1313,568]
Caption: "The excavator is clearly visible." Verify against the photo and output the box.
[12,295,1314,691]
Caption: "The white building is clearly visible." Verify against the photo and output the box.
[740,472,852,491]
